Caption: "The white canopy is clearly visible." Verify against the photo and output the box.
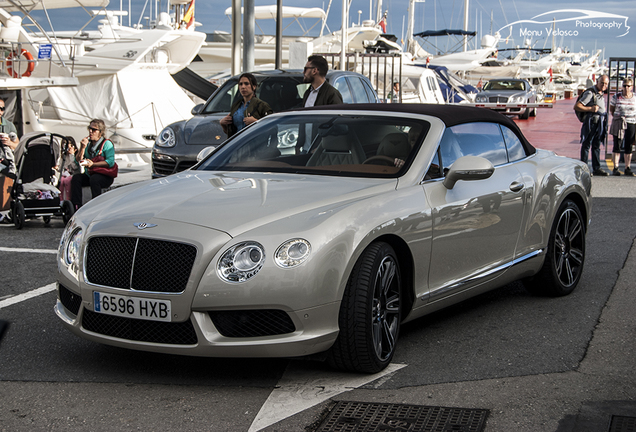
[0,0,109,12]
[46,69,194,132]
[224,5,326,21]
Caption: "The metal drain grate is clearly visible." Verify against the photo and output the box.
[316,401,489,432]
[609,416,636,432]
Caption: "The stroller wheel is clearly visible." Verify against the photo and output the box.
[14,201,25,230]
[43,216,51,224]
[62,200,74,225]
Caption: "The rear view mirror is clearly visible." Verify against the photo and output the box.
[443,156,495,189]
[191,103,204,115]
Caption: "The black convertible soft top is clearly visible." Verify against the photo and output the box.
[301,103,537,156]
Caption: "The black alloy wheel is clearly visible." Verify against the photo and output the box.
[524,199,585,296]
[327,242,402,373]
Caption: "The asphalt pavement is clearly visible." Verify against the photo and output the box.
[1,162,635,432]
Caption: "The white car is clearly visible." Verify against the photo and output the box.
[56,104,591,373]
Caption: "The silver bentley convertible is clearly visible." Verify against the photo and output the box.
[56,104,592,373]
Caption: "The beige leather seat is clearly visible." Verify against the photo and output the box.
[376,133,411,161]
[307,125,366,166]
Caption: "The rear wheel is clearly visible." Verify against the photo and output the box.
[524,199,585,296]
[327,242,402,373]
[14,201,25,230]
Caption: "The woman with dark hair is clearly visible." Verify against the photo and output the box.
[70,118,117,209]
[220,72,273,138]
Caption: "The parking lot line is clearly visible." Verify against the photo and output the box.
[0,283,56,310]
[0,246,57,254]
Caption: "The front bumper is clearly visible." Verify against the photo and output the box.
[55,283,340,358]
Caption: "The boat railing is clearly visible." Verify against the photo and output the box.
[314,52,404,102]
[0,41,77,79]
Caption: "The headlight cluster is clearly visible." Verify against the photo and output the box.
[59,224,83,267]
[217,238,311,283]
[475,95,488,103]
[509,95,526,103]
[156,127,176,147]
[275,239,311,268]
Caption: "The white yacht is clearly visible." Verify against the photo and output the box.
[0,0,205,150]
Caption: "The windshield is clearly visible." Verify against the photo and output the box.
[483,80,526,91]
[196,114,430,178]
[202,76,310,114]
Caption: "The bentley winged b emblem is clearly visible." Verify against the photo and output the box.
[134,222,157,230]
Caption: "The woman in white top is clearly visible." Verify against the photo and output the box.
[609,78,636,176]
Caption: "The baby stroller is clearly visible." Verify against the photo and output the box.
[8,132,74,229]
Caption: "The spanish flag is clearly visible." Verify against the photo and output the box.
[183,0,195,29]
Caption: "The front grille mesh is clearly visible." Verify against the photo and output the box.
[59,284,82,315]
[82,310,198,344]
[86,237,197,293]
[209,310,296,337]
[489,96,509,103]
[152,158,176,176]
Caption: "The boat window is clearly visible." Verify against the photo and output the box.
[196,114,431,178]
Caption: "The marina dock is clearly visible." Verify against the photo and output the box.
[513,95,614,169]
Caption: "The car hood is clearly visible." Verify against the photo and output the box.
[183,113,227,146]
[85,172,396,237]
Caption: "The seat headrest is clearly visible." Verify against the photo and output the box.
[377,133,410,159]
[321,135,351,152]
[318,123,349,137]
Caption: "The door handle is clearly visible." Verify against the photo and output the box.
[510,181,524,192]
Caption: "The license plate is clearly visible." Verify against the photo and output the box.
[93,291,171,322]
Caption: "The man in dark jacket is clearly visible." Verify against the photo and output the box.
[575,75,610,176]
[302,55,343,107]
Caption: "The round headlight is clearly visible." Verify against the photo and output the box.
[475,95,487,103]
[156,127,176,148]
[217,242,265,282]
[275,239,311,268]
[509,95,526,103]
[64,228,83,266]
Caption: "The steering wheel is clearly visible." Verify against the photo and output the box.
[362,155,396,166]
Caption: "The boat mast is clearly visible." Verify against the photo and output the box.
[405,0,417,55]
[340,0,348,70]
[463,0,469,52]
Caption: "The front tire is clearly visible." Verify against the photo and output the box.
[524,199,585,296]
[327,242,402,373]
[520,107,531,119]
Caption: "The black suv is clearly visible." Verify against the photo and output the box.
[152,69,379,177]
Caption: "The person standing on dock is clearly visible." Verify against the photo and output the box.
[575,75,610,176]
[302,55,343,107]
[609,78,636,176]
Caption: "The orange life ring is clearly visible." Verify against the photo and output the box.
[6,49,35,78]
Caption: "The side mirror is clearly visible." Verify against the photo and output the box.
[443,156,495,189]
[196,146,217,162]
[191,103,204,115]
